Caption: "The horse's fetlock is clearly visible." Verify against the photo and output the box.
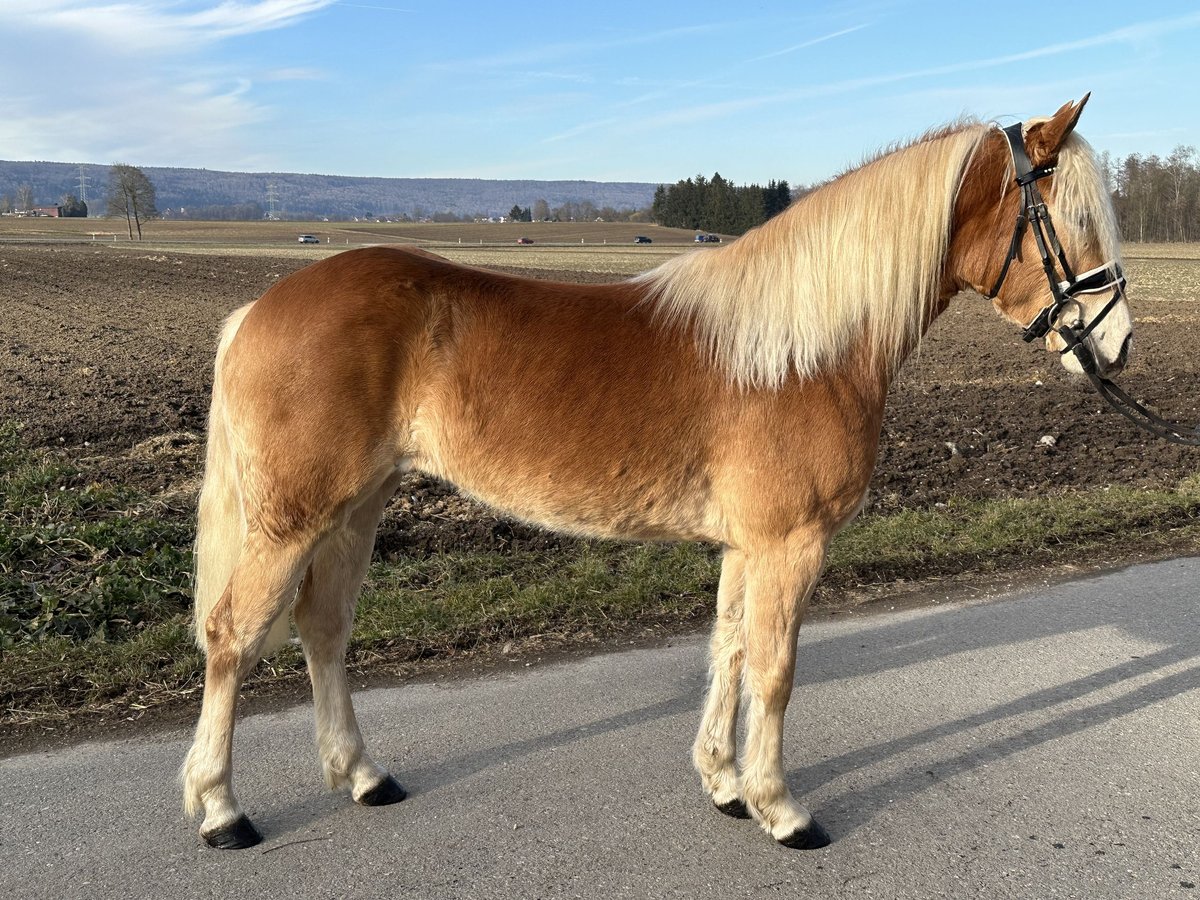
[321,757,354,790]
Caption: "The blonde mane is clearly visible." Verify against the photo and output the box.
[636,123,992,389]
[1046,132,1122,263]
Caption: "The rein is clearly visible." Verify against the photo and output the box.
[986,122,1200,447]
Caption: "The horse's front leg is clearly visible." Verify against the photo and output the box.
[693,548,749,817]
[739,528,831,849]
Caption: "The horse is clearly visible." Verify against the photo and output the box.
[182,95,1132,850]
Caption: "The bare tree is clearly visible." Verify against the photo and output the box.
[0,194,12,214]
[16,184,33,211]
[532,198,550,221]
[107,163,157,239]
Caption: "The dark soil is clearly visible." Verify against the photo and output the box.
[3,243,1199,556]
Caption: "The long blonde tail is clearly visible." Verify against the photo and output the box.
[192,303,290,654]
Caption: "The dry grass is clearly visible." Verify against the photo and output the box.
[1122,242,1200,260]
[1125,256,1200,303]
[0,216,704,246]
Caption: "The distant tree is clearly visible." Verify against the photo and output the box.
[59,192,88,217]
[508,204,532,222]
[532,198,550,221]
[0,194,11,214]
[107,163,157,239]
[763,179,791,219]
[16,184,33,211]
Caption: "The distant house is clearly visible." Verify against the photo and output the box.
[30,205,64,217]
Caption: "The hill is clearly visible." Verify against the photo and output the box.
[0,160,658,221]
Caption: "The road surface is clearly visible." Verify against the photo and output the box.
[3,557,1199,898]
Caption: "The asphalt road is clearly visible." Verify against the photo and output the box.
[3,558,1199,899]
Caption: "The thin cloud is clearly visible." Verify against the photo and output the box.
[427,22,727,75]
[335,2,415,10]
[612,22,870,111]
[263,66,328,81]
[563,10,1200,143]
[0,2,330,165]
[743,23,871,64]
[0,1,337,51]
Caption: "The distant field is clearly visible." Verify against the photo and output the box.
[0,216,707,248]
[0,217,711,274]
[1122,243,1200,260]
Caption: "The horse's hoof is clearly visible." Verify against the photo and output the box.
[714,798,751,819]
[777,818,832,850]
[202,814,263,850]
[358,774,407,807]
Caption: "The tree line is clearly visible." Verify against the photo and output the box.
[507,198,648,223]
[650,149,1200,243]
[1104,146,1199,243]
[651,174,794,235]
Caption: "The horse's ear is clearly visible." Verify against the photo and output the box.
[1026,93,1090,166]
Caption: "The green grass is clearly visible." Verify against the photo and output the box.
[4,421,1200,727]
[827,479,1200,581]
[0,425,193,648]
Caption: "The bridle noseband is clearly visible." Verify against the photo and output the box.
[985,121,1200,446]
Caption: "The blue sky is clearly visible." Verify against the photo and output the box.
[2,1,1199,185]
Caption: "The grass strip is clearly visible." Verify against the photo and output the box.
[3,424,1200,726]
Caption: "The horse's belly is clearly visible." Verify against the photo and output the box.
[409,442,718,543]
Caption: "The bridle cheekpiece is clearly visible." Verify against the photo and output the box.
[986,122,1126,369]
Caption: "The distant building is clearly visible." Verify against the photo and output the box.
[30,205,64,217]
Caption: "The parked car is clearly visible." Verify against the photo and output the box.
[694,233,721,243]
[516,237,534,244]
[633,235,653,244]
[297,234,320,244]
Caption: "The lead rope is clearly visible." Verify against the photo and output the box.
[1057,311,1200,446]
[1087,374,1200,446]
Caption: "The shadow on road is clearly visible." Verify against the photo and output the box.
[787,569,1200,836]
[251,561,1199,844]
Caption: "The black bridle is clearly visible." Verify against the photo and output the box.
[985,122,1200,446]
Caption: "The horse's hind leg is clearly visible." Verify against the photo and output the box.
[293,478,405,806]
[182,533,312,849]
[693,549,749,817]
[740,528,831,849]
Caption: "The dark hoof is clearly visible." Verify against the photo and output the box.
[358,774,407,807]
[778,818,832,850]
[202,814,263,850]
[715,798,751,819]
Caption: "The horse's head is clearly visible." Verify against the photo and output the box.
[954,95,1132,378]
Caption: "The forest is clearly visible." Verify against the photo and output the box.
[1105,146,1200,242]
[650,174,794,235]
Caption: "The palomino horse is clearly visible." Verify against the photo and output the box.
[183,96,1132,850]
